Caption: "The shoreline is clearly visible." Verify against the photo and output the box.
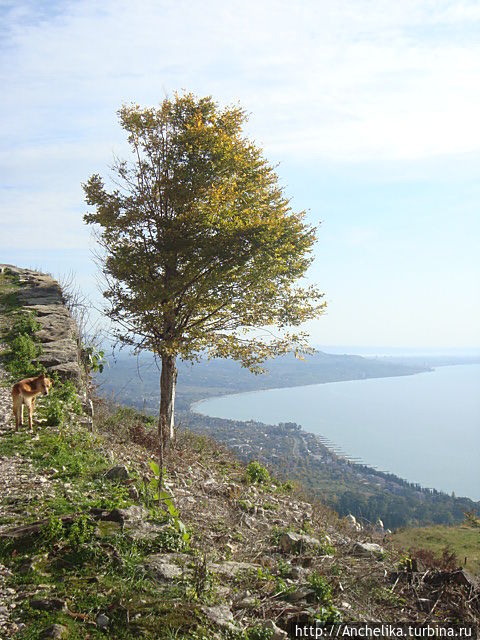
[188,364,480,503]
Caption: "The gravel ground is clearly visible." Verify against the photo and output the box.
[0,362,58,639]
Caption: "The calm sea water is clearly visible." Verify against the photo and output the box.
[194,365,480,501]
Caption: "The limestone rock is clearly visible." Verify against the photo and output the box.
[279,531,323,554]
[352,542,385,559]
[145,553,191,581]
[201,605,237,631]
[208,560,260,578]
[262,619,288,639]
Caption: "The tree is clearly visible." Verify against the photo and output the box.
[83,92,325,442]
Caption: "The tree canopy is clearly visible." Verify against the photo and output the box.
[84,92,325,438]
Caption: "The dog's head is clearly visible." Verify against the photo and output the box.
[39,372,53,396]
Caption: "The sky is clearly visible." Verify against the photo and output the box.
[1,0,479,350]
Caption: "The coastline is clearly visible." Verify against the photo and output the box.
[187,364,480,503]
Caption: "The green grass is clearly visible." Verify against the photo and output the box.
[392,523,480,575]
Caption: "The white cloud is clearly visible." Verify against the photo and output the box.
[1,0,480,164]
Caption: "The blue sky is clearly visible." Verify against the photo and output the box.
[1,0,479,349]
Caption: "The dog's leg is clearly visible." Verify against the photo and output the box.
[13,397,19,431]
[25,400,33,432]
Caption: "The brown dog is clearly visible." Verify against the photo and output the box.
[12,372,52,432]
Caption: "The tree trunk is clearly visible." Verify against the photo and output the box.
[159,354,177,442]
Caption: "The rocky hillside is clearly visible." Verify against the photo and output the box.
[0,267,478,639]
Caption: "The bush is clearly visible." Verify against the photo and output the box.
[8,333,42,378]
[40,379,82,426]
[246,461,270,485]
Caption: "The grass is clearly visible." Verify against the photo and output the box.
[392,523,480,576]
[0,421,216,639]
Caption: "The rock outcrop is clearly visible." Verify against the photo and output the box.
[0,265,82,384]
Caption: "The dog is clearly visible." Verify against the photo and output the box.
[12,372,52,432]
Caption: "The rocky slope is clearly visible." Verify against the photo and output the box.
[0,267,478,639]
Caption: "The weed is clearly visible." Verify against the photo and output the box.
[315,603,342,625]
[307,571,333,603]
[246,461,270,485]
[246,625,274,640]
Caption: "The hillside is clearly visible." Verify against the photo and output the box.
[0,266,479,639]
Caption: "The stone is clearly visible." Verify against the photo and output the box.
[49,362,82,382]
[128,485,140,501]
[96,613,110,630]
[279,532,323,554]
[208,560,260,578]
[352,542,385,559]
[38,339,78,368]
[286,586,316,603]
[40,624,69,639]
[29,598,67,611]
[262,619,289,639]
[201,605,237,631]
[145,554,187,581]
[346,514,363,532]
[104,465,130,482]
[234,595,257,608]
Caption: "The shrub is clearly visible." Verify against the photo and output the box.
[246,461,270,485]
[307,571,333,603]
[8,334,41,378]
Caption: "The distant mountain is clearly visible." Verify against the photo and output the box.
[97,349,430,411]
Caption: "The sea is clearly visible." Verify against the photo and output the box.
[194,364,480,501]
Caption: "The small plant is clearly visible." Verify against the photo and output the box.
[42,515,65,548]
[307,571,333,603]
[274,479,294,493]
[315,603,342,625]
[82,344,106,374]
[464,510,480,528]
[39,378,82,426]
[276,558,291,578]
[238,499,255,513]
[149,460,190,546]
[246,625,274,640]
[246,461,270,485]
[68,515,95,548]
[188,553,217,603]
[269,526,285,546]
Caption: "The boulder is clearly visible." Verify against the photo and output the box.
[145,553,191,581]
[38,339,78,367]
[201,605,237,631]
[279,532,324,554]
[29,598,67,612]
[96,614,110,630]
[352,542,385,559]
